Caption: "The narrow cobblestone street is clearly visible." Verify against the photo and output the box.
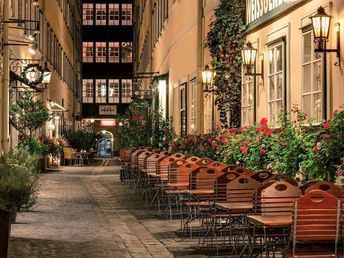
[8,159,208,258]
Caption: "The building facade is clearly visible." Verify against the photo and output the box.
[134,0,220,135]
[243,0,344,127]
[0,0,82,154]
[81,0,133,155]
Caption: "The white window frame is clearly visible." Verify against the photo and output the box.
[82,42,93,63]
[267,40,285,127]
[109,79,120,103]
[108,42,120,63]
[121,3,132,26]
[95,42,107,63]
[95,3,107,25]
[82,79,93,103]
[108,3,120,25]
[95,79,107,103]
[242,76,254,126]
[121,79,132,103]
[301,29,323,123]
[82,3,93,25]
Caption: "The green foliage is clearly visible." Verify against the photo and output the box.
[115,100,175,149]
[207,0,246,128]
[9,90,50,138]
[0,148,40,212]
[64,130,96,151]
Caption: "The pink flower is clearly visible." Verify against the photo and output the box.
[325,134,330,139]
[212,142,219,148]
[243,140,249,145]
[313,147,319,152]
[260,149,266,155]
[241,146,247,154]
[254,141,259,145]
[323,123,330,129]
[336,169,343,176]
[260,118,268,125]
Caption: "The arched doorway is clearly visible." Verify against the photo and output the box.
[96,130,114,157]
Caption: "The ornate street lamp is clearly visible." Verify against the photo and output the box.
[22,62,51,91]
[241,42,264,79]
[201,65,215,92]
[310,6,341,66]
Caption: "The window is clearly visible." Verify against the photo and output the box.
[180,83,187,135]
[108,42,120,63]
[121,42,132,63]
[158,79,167,118]
[82,42,94,63]
[109,79,120,103]
[242,76,254,126]
[302,30,323,123]
[268,41,285,126]
[190,79,197,131]
[83,79,94,103]
[108,3,120,25]
[121,3,132,25]
[95,42,107,63]
[82,3,93,25]
[95,79,107,103]
[95,4,106,25]
[121,79,132,103]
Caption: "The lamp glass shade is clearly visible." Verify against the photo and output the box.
[311,7,331,40]
[201,65,213,84]
[242,42,257,66]
[42,71,52,84]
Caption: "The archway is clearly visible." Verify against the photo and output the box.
[96,130,114,157]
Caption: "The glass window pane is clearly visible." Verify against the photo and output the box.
[302,94,311,118]
[276,45,283,72]
[268,49,274,75]
[269,76,275,101]
[313,61,322,92]
[95,79,106,103]
[121,79,132,103]
[276,73,283,99]
[269,102,275,125]
[303,64,311,93]
[313,93,322,121]
[303,32,312,63]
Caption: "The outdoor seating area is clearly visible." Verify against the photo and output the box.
[62,148,94,166]
[120,147,344,257]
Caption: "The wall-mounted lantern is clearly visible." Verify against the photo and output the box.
[310,6,341,66]
[22,62,51,91]
[242,42,264,80]
[201,64,215,92]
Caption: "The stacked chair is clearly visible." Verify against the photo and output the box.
[119,147,344,257]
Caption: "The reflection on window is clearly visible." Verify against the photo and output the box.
[109,4,120,25]
[242,76,254,126]
[109,79,120,103]
[180,84,187,135]
[121,42,132,63]
[82,3,93,25]
[95,4,106,25]
[108,42,120,63]
[302,31,322,123]
[121,4,132,25]
[82,79,93,103]
[95,79,107,103]
[268,42,284,127]
[95,42,107,63]
[82,42,93,63]
[121,79,132,103]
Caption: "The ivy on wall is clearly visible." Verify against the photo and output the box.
[206,0,246,128]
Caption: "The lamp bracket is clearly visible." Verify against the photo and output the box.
[244,56,265,81]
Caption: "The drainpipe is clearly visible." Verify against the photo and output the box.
[196,0,204,134]
[1,0,10,154]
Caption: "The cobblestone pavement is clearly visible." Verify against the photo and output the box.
[8,159,252,258]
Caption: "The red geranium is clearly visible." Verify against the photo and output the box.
[241,146,247,154]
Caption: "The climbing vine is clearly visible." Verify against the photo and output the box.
[206,0,246,128]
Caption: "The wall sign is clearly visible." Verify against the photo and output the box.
[100,120,116,126]
[99,105,117,115]
[246,0,304,26]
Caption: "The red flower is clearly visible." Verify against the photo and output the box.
[221,138,228,145]
[257,124,267,133]
[313,147,319,152]
[260,149,266,155]
[336,169,343,176]
[260,118,268,124]
[241,146,247,154]
[254,141,259,145]
[266,128,273,135]
[325,134,330,139]
[323,123,330,128]
[212,142,219,148]
[237,128,243,133]
[243,140,249,145]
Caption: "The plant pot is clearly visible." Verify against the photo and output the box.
[37,155,48,172]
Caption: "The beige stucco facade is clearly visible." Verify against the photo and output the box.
[244,0,344,126]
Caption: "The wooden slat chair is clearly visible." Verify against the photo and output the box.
[207,161,229,172]
[195,158,213,167]
[221,164,238,172]
[282,190,341,258]
[200,175,260,250]
[305,181,343,198]
[246,181,302,257]
[186,156,201,163]
[171,153,187,160]
[268,174,298,187]
[63,147,77,166]
[250,170,274,183]
[298,180,318,194]
[120,148,137,182]
[233,166,254,176]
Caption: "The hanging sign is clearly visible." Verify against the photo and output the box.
[99,105,117,115]
[246,0,304,26]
